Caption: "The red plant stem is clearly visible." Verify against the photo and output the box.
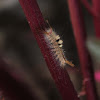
[67,0,98,100]
[0,59,36,100]
[92,0,100,38]
[81,0,100,38]
[92,0,100,17]
[81,0,96,16]
[18,0,80,100]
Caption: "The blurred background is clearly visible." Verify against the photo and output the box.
[0,0,100,100]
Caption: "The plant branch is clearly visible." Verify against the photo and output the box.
[18,0,80,100]
[81,0,96,17]
[67,0,98,100]
[81,0,100,38]
[92,0,100,38]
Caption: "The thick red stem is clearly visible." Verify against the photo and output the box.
[67,0,98,100]
[18,0,80,100]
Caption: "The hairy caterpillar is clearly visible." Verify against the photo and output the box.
[42,21,75,68]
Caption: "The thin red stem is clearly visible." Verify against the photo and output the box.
[92,0,100,16]
[81,0,100,38]
[92,0,100,38]
[67,0,98,100]
[81,0,96,17]
[18,0,80,100]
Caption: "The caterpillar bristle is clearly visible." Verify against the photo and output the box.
[65,60,75,67]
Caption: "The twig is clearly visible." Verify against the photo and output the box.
[81,0,100,38]
[67,0,98,100]
[92,0,100,38]
[81,0,96,17]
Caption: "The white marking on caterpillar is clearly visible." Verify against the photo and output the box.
[43,27,74,68]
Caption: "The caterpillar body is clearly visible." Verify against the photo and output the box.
[43,27,74,68]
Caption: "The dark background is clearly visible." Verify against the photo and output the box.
[0,0,99,100]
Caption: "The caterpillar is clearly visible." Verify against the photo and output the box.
[42,22,75,68]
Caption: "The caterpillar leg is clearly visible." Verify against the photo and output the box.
[65,60,75,67]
